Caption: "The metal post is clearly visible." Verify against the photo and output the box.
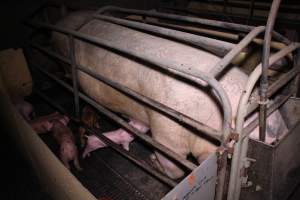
[259,0,282,142]
[68,35,80,119]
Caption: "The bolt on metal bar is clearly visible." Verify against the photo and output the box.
[93,14,235,57]
[30,42,222,142]
[242,92,293,140]
[27,20,232,144]
[31,63,197,171]
[247,66,300,115]
[259,0,282,142]
[95,6,290,44]
[209,26,265,77]
[33,88,177,187]
[68,35,80,119]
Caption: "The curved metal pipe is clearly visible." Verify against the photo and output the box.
[227,43,300,200]
[95,6,290,44]
[259,0,282,142]
[209,26,265,77]
[30,43,222,142]
[94,14,235,57]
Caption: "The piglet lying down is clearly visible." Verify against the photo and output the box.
[83,119,149,158]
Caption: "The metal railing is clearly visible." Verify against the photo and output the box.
[25,3,299,200]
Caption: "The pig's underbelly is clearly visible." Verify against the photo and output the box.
[75,19,248,146]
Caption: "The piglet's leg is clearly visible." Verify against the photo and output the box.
[74,156,82,171]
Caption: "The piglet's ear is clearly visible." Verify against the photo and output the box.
[47,122,54,131]
[63,116,70,124]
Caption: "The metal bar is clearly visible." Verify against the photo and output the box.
[125,15,289,53]
[209,26,265,77]
[125,15,239,41]
[33,88,177,187]
[292,49,300,96]
[95,6,290,44]
[27,21,232,143]
[96,6,254,32]
[30,42,222,142]
[227,42,300,200]
[260,0,282,142]
[68,35,80,119]
[215,151,228,200]
[30,43,70,64]
[247,66,299,115]
[76,66,222,142]
[247,0,255,24]
[242,92,293,139]
[30,63,198,171]
[94,14,235,57]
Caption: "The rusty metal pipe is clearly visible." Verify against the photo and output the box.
[260,0,282,142]
[94,14,235,57]
[30,63,198,171]
[243,92,293,140]
[68,35,80,119]
[33,89,178,187]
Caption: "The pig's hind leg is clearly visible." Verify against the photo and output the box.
[149,113,189,179]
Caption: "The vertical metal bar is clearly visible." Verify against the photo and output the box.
[60,3,67,17]
[43,7,49,23]
[292,49,300,97]
[68,35,80,119]
[223,0,228,17]
[259,0,282,142]
[247,0,255,24]
[215,150,228,200]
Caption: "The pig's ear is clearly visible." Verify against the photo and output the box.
[95,122,100,129]
[64,116,70,124]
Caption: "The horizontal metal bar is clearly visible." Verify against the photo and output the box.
[247,67,299,115]
[27,21,232,143]
[125,16,239,41]
[94,14,235,57]
[33,88,177,187]
[96,6,290,44]
[31,43,70,64]
[31,63,198,171]
[77,66,222,142]
[209,26,265,77]
[30,43,222,142]
[96,6,253,32]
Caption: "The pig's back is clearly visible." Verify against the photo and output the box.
[75,19,248,131]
